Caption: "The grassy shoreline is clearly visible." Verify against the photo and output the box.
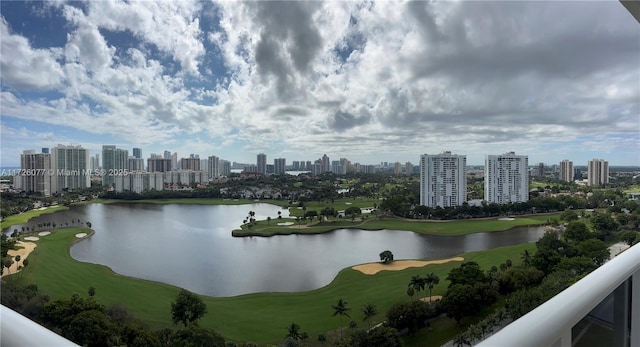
[232,214,553,237]
[1,205,69,230]
[3,198,557,237]
[5,227,536,345]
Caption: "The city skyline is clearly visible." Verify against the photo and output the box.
[1,1,639,167]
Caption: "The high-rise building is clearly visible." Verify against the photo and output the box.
[128,157,144,171]
[220,160,231,176]
[207,155,220,178]
[163,150,171,159]
[132,148,142,159]
[19,150,54,196]
[588,159,609,186]
[331,160,346,175]
[102,145,128,187]
[485,152,529,204]
[340,158,352,173]
[322,154,330,173]
[257,153,267,174]
[420,151,467,208]
[180,158,201,171]
[394,162,403,175]
[405,161,413,175]
[274,158,286,175]
[147,158,172,172]
[52,144,90,192]
[538,162,545,177]
[171,152,178,170]
[559,160,574,183]
[292,161,300,171]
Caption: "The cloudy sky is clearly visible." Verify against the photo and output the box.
[1,0,638,168]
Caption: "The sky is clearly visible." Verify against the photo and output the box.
[1,0,639,168]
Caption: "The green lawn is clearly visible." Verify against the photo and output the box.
[6,227,535,345]
[1,206,69,230]
[233,214,554,237]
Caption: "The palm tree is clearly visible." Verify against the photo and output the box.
[362,304,378,330]
[409,275,425,300]
[332,298,351,340]
[286,322,302,340]
[424,272,440,302]
[521,249,532,266]
[267,216,271,225]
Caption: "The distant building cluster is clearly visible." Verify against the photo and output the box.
[12,144,609,199]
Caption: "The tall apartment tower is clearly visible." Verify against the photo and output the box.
[52,144,90,192]
[321,154,330,173]
[19,150,54,196]
[102,145,128,187]
[420,151,467,208]
[559,160,574,182]
[220,160,231,176]
[485,152,529,204]
[394,162,403,175]
[147,158,172,172]
[405,162,413,176]
[132,148,142,159]
[257,153,267,174]
[180,158,201,171]
[207,155,220,178]
[274,158,286,175]
[588,159,609,186]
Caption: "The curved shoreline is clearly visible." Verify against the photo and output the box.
[232,218,549,237]
[4,199,553,238]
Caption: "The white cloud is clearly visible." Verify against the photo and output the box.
[0,0,638,166]
[0,17,65,90]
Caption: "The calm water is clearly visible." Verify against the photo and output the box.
[6,203,545,297]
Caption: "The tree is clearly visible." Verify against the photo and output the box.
[286,322,303,340]
[267,216,271,225]
[379,250,394,264]
[440,284,482,325]
[362,304,378,330]
[171,289,207,327]
[521,249,532,267]
[564,221,590,242]
[86,221,92,228]
[386,300,434,335]
[446,262,486,287]
[408,275,424,300]
[331,298,351,340]
[366,326,402,347]
[65,310,116,347]
[88,286,96,297]
[424,272,440,302]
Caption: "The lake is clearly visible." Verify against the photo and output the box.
[6,203,545,297]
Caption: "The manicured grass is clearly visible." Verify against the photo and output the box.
[6,227,535,345]
[289,197,382,217]
[1,206,69,230]
[233,214,555,237]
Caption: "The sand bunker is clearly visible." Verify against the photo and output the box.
[352,257,464,275]
[75,233,88,238]
[24,236,39,241]
[419,295,443,302]
[498,217,515,221]
[1,241,37,278]
[277,222,294,226]
[38,231,51,236]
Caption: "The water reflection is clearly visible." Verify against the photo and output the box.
[6,203,544,297]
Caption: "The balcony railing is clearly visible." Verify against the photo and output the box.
[0,304,80,347]
[477,242,640,347]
